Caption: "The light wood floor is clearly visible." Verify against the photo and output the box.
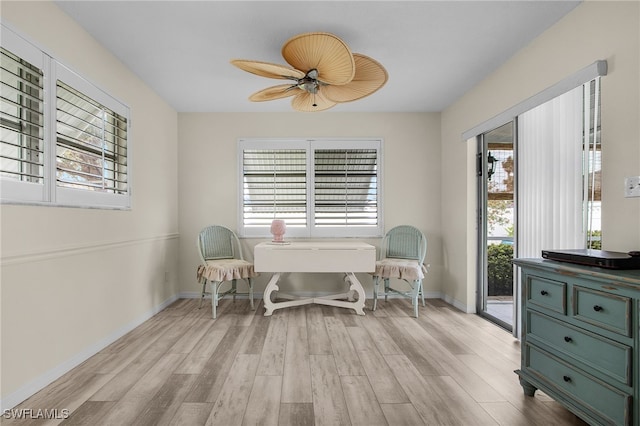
[6,298,588,425]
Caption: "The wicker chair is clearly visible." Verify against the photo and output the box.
[372,225,428,317]
[196,225,257,319]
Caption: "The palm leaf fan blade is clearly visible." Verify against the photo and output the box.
[282,32,355,85]
[323,54,388,103]
[230,59,305,80]
[249,84,301,102]
[291,90,336,112]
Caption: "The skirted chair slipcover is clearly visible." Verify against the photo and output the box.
[196,225,258,319]
[372,225,428,318]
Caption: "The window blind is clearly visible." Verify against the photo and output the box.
[314,149,378,227]
[238,138,383,238]
[1,24,131,208]
[0,47,44,184]
[242,149,307,227]
[518,85,585,258]
[56,81,128,194]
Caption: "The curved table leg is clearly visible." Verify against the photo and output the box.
[263,273,281,316]
[343,274,357,301]
[314,273,366,315]
[263,271,367,316]
[345,272,366,315]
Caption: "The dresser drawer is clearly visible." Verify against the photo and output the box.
[528,311,632,385]
[526,345,631,425]
[526,275,566,314]
[573,286,632,336]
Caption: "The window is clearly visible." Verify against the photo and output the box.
[238,139,383,238]
[0,48,44,185]
[242,146,308,228]
[1,25,131,209]
[1,36,46,203]
[314,148,379,228]
[56,81,128,195]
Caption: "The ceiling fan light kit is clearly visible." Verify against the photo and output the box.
[231,32,388,112]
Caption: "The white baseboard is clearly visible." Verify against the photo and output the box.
[441,293,473,313]
[0,294,179,411]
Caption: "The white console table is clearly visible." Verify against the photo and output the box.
[253,241,376,316]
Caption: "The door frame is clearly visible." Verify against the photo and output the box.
[476,121,519,334]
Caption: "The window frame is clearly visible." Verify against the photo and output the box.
[1,24,132,210]
[53,62,131,209]
[0,26,48,204]
[237,138,384,239]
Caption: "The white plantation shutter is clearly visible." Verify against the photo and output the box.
[0,43,47,202]
[314,148,378,227]
[242,148,307,228]
[56,81,128,195]
[1,24,131,208]
[52,63,130,208]
[239,139,383,238]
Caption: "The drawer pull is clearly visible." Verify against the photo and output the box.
[563,375,571,383]
[593,305,603,312]
[564,336,572,343]
[540,290,549,296]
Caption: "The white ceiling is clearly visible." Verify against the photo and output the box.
[54,1,581,113]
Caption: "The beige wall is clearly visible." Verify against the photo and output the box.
[0,1,179,407]
[441,1,640,311]
[177,112,445,301]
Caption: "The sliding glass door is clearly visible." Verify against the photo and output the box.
[477,122,515,332]
[476,78,602,335]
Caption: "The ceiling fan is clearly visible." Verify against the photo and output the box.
[231,32,388,112]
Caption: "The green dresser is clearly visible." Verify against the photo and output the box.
[513,258,640,426]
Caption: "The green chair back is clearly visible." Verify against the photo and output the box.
[198,225,243,262]
[383,225,427,263]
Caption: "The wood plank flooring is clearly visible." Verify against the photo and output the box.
[5,298,588,425]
